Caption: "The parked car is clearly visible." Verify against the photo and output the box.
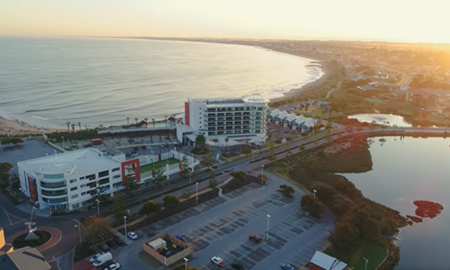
[231,263,246,270]
[281,263,294,270]
[98,243,110,252]
[105,262,121,270]
[113,237,125,246]
[249,235,262,243]
[175,235,185,242]
[127,231,138,240]
[89,253,103,263]
[211,256,226,267]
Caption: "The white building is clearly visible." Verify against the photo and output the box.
[17,148,133,211]
[177,93,268,146]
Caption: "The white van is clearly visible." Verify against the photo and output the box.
[92,252,112,267]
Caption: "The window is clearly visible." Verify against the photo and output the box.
[72,203,79,209]
[80,176,85,180]
[43,173,64,179]
[86,174,96,181]
[70,187,77,191]
[40,181,66,189]
[81,192,87,196]
[113,182,122,189]
[113,174,121,179]
[41,189,67,196]
[99,178,110,186]
[112,167,120,172]
[80,184,86,188]
[98,170,109,178]
[69,179,77,184]
[71,194,78,199]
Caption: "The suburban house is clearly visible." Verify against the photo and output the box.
[268,108,281,122]
[292,115,307,129]
[283,113,298,127]
[405,89,436,108]
[304,251,350,270]
[274,111,289,124]
[299,118,317,133]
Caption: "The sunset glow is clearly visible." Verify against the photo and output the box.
[1,0,450,43]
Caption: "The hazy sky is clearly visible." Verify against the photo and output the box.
[1,0,449,43]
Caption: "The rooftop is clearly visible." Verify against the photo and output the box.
[18,148,121,176]
[310,251,347,270]
[189,93,268,105]
[6,247,51,270]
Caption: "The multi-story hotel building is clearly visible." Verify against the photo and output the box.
[17,148,141,211]
[177,93,268,146]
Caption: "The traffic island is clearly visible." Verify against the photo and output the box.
[12,230,51,249]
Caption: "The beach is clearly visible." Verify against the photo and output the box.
[0,116,58,135]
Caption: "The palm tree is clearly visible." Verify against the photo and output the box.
[225,136,229,155]
[126,117,130,125]
[144,118,148,128]
[78,122,81,131]
[135,118,138,124]
[66,122,70,132]
[71,124,75,133]
[152,118,155,127]
[164,116,168,127]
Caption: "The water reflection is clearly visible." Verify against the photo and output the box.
[348,113,412,127]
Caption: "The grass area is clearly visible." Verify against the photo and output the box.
[140,158,179,174]
[12,231,51,249]
[267,163,290,174]
[324,243,387,270]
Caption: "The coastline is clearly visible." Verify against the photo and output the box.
[0,116,59,136]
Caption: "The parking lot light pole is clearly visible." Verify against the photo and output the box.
[196,182,199,205]
[124,216,128,243]
[266,214,271,241]
[75,224,81,245]
[363,257,369,270]
[261,165,264,178]
[95,199,100,216]
[183,257,188,270]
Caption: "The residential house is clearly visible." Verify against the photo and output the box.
[306,251,350,270]
[274,111,289,125]
[268,109,281,122]
[283,113,298,128]
[299,118,317,133]
[292,115,307,130]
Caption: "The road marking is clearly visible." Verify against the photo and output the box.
[1,207,12,225]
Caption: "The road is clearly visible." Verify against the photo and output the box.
[325,80,343,99]
[113,171,335,270]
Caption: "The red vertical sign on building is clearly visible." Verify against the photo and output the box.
[27,176,38,203]
[184,102,190,126]
[121,159,141,185]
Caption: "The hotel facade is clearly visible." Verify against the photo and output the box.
[177,93,268,146]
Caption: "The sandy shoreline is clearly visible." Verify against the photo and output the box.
[0,116,59,136]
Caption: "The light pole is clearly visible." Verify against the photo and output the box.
[124,216,128,243]
[266,214,271,241]
[95,199,100,216]
[75,224,81,245]
[363,257,369,270]
[183,257,188,270]
[313,189,317,200]
[261,165,264,178]
[196,182,199,205]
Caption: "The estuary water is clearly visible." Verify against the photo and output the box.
[342,137,450,269]
[0,37,322,128]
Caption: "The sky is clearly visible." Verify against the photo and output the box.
[1,0,450,43]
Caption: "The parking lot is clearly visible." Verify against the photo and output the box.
[0,139,59,173]
[114,172,335,270]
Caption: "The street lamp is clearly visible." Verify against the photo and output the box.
[266,214,271,241]
[363,257,369,270]
[261,165,264,178]
[75,224,81,245]
[95,199,100,216]
[196,182,199,205]
[124,216,128,243]
[313,189,317,200]
[183,257,188,270]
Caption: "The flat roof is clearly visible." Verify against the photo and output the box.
[7,247,51,270]
[310,251,347,270]
[18,148,121,176]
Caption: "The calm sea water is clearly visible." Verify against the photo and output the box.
[342,137,450,269]
[0,37,322,128]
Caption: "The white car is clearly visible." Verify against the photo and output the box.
[106,262,121,270]
[127,231,138,240]
[211,256,226,267]
[88,253,102,263]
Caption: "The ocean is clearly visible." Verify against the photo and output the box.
[0,37,322,129]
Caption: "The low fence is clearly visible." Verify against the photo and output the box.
[141,233,194,266]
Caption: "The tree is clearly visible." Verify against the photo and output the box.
[124,175,139,193]
[257,174,267,185]
[140,200,161,215]
[0,174,9,192]
[299,144,305,151]
[267,143,276,164]
[83,216,112,240]
[209,173,217,189]
[279,184,295,199]
[163,195,180,209]
[234,171,247,183]
[135,118,138,124]
[201,154,212,168]
[180,156,191,178]
[71,124,75,133]
[10,175,20,195]
[329,193,353,217]
[154,166,165,186]
[194,135,207,154]
[172,263,199,270]
[311,182,337,204]
[300,194,324,218]
[225,136,229,155]
[66,122,70,132]
[126,117,130,125]
[0,162,13,173]
[362,218,382,242]
[112,193,126,220]
[152,118,155,127]
[144,118,148,128]
[78,122,81,131]
[329,222,360,254]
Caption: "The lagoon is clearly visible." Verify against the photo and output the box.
[348,113,412,127]
[341,137,450,269]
